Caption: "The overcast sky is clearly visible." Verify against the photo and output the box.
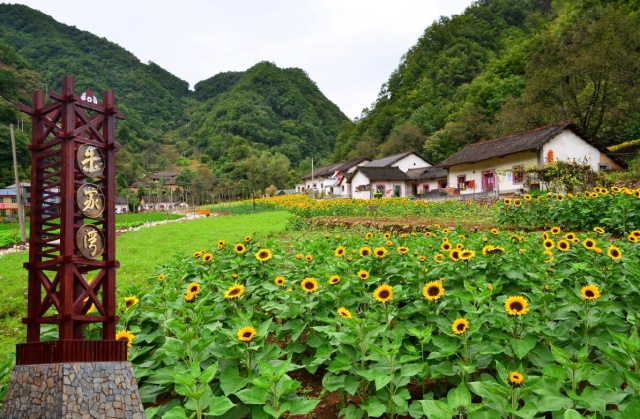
[7,0,472,119]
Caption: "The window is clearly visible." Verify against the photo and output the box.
[438,180,447,189]
[457,175,466,189]
[11,198,17,204]
[422,184,430,193]
[376,184,385,194]
[512,165,524,184]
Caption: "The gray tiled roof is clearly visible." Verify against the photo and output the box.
[357,167,409,181]
[405,167,447,180]
[438,121,627,168]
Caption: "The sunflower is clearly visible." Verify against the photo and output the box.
[374,247,387,258]
[419,255,426,262]
[542,232,549,240]
[487,284,494,291]
[244,235,252,242]
[237,326,257,342]
[329,275,341,285]
[365,232,373,240]
[441,242,453,252]
[301,277,319,293]
[583,238,596,250]
[383,232,391,239]
[449,249,461,261]
[305,254,314,262]
[632,230,640,238]
[335,234,341,239]
[556,194,564,201]
[274,276,286,287]
[218,240,225,247]
[124,296,139,310]
[116,330,135,348]
[194,250,205,258]
[503,198,512,206]
[459,250,476,260]
[482,245,494,255]
[337,307,352,319]
[491,228,499,235]
[295,253,303,260]
[157,273,165,281]
[386,240,394,247]
[456,243,464,250]
[629,234,639,243]
[434,253,445,263]
[202,253,213,262]
[87,304,96,314]
[396,246,409,254]
[557,240,571,252]
[187,282,201,294]
[593,227,605,235]
[514,199,522,207]
[505,296,529,316]
[523,194,532,201]
[580,284,600,301]
[358,270,370,280]
[594,247,603,254]
[564,233,576,240]
[346,256,353,262]
[550,226,561,235]
[607,245,622,261]
[184,291,196,302]
[334,246,346,257]
[508,371,524,387]
[423,281,444,301]
[452,318,469,335]
[373,284,393,303]
[234,243,246,254]
[256,249,273,262]
[442,228,450,234]
[543,239,555,250]
[359,247,372,257]
[224,284,245,300]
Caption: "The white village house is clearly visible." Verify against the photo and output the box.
[341,151,447,199]
[299,158,369,196]
[437,122,627,196]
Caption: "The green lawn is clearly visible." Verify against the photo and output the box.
[0,211,291,354]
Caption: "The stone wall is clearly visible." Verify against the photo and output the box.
[1,362,144,418]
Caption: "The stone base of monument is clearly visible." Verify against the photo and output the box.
[1,362,145,419]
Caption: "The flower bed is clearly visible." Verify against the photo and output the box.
[113,224,640,418]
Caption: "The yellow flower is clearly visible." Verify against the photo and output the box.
[607,245,622,261]
[514,198,522,207]
[334,246,346,257]
[629,234,639,243]
[452,318,469,335]
[157,273,165,281]
[505,296,529,316]
[359,247,372,257]
[386,240,393,247]
[194,250,205,258]
[365,232,373,240]
[373,284,393,303]
[396,246,409,254]
[441,242,453,252]
[508,371,524,387]
[224,284,245,300]
[557,240,571,252]
[305,254,313,262]
[631,230,640,238]
[295,253,303,260]
[218,240,225,247]
[329,275,341,285]
[301,277,319,293]
[434,253,445,263]
[423,281,444,301]
[550,226,561,235]
[337,307,352,319]
[234,243,246,254]
[487,284,494,291]
[543,239,555,250]
[187,282,201,294]
[449,249,461,261]
[274,276,286,287]
[456,243,464,250]
[503,198,512,206]
[87,304,96,314]
[419,255,426,262]
[237,326,257,342]
[184,291,196,302]
[244,235,252,242]
[459,250,475,260]
[116,330,135,348]
[202,252,213,262]
[491,228,499,235]
[374,247,387,258]
[583,238,596,250]
[523,194,532,201]
[358,270,370,280]
[124,296,139,310]
[256,249,273,262]
[564,233,576,240]
[383,232,392,239]
[593,227,605,234]
[580,284,600,301]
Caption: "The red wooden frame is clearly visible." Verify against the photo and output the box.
[17,75,126,364]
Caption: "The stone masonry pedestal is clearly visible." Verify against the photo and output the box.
[1,362,145,418]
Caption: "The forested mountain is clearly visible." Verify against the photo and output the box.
[333,0,640,165]
[0,3,346,192]
[1,0,639,195]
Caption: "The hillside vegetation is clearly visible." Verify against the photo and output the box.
[1,0,639,193]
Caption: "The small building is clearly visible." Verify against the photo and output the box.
[0,182,31,218]
[301,158,369,196]
[438,122,627,196]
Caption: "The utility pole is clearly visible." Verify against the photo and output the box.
[10,124,26,243]
[311,157,314,199]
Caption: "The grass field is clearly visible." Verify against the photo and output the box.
[0,211,291,354]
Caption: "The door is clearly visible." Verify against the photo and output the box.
[482,170,495,192]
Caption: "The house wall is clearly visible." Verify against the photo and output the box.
[447,151,537,195]
[373,181,405,198]
[407,179,447,195]
[391,155,431,171]
[338,163,370,198]
[542,131,601,171]
[350,171,372,199]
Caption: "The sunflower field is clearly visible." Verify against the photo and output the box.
[111,223,640,418]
